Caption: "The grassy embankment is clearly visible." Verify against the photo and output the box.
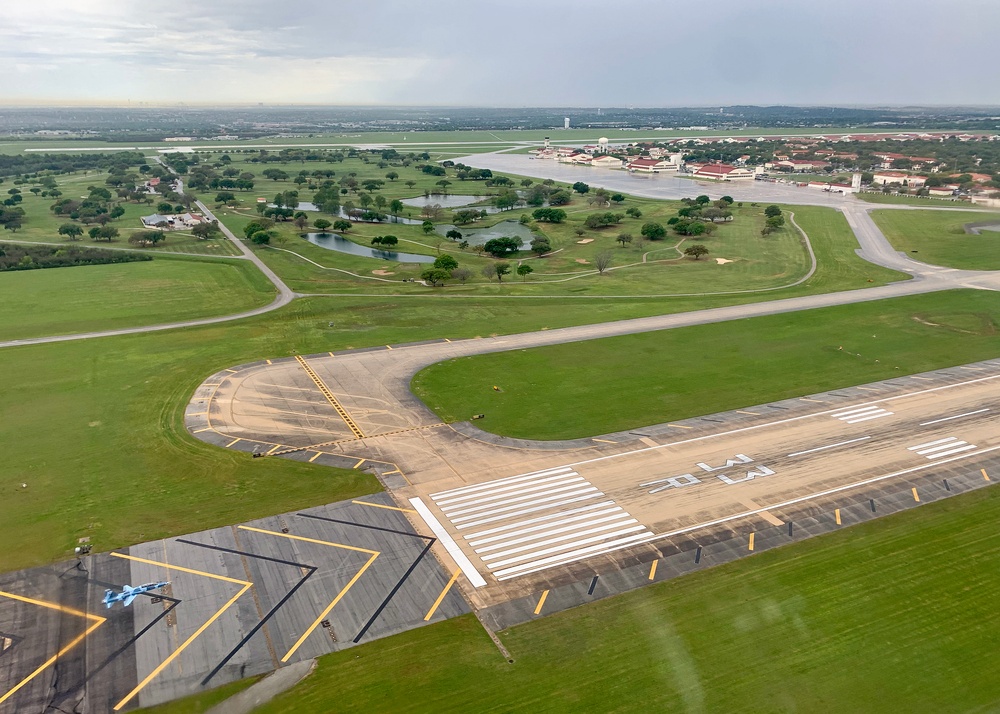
[413,289,1000,440]
[872,208,1000,270]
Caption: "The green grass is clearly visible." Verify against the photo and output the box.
[136,676,260,713]
[255,484,1000,713]
[857,192,985,207]
[871,208,1000,270]
[413,289,1000,440]
[0,255,275,340]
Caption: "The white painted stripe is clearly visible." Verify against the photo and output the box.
[469,508,624,548]
[456,493,605,529]
[451,487,600,523]
[430,466,573,500]
[408,497,486,588]
[493,532,659,580]
[566,373,1000,472]
[915,441,967,455]
[487,525,649,568]
[480,520,640,562]
[435,473,582,507]
[442,480,588,516]
[925,444,977,459]
[464,502,617,541]
[908,437,958,451]
[787,436,871,458]
[831,406,883,418]
[844,412,894,424]
[919,409,990,426]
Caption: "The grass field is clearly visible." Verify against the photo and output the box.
[857,192,986,207]
[136,676,259,714]
[0,255,275,340]
[249,483,1000,713]
[413,289,1000,440]
[871,209,1000,270]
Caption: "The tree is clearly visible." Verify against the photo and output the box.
[617,232,633,247]
[421,220,435,235]
[572,182,590,194]
[548,190,572,206]
[433,254,458,271]
[610,193,625,204]
[405,180,417,190]
[314,218,332,231]
[481,262,497,282]
[421,268,451,286]
[445,229,463,241]
[483,236,522,257]
[389,199,404,220]
[156,201,174,213]
[532,207,566,223]
[451,267,473,284]
[250,231,273,245]
[435,179,452,195]
[58,223,83,241]
[88,226,119,242]
[516,264,534,281]
[128,230,165,246]
[385,171,399,182]
[530,237,551,256]
[192,221,221,239]
[371,235,398,248]
[293,212,309,230]
[594,250,614,274]
[695,195,711,205]
[684,244,709,260]
[641,222,667,240]
[494,261,511,282]
[625,207,642,218]
[764,204,782,218]
[109,206,125,220]
[766,215,785,229]
[333,219,352,232]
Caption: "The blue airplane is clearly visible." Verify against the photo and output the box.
[103,582,169,609]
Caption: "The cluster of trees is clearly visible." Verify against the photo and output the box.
[453,209,489,225]
[420,254,473,287]
[532,208,566,223]
[760,205,785,235]
[452,165,493,181]
[50,185,128,225]
[0,242,151,271]
[244,219,277,245]
[658,195,737,237]
[371,235,398,249]
[0,151,146,181]
[0,205,24,233]
[583,212,625,230]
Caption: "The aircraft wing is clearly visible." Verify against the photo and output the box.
[123,593,137,607]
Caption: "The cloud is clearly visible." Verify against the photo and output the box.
[1,0,999,105]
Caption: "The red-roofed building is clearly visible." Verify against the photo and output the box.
[627,157,678,173]
[692,164,754,181]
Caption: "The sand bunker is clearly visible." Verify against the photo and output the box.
[575,258,590,264]
[372,269,395,276]
[576,238,595,244]
[715,258,734,264]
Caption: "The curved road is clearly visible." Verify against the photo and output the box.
[2,158,997,351]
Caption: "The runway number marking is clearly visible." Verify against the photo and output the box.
[640,454,775,495]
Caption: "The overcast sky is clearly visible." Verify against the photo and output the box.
[3,0,999,106]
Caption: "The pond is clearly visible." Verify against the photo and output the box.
[302,232,434,263]
[401,194,489,209]
[434,220,537,247]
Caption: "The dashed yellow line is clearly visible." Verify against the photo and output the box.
[226,438,241,448]
[912,487,920,502]
[534,590,549,615]
[295,355,365,439]
[834,508,841,525]
[648,560,658,580]
[748,532,755,551]
[266,359,272,365]
[385,345,393,350]
[983,469,991,482]
[267,444,283,455]
[308,451,323,463]
[424,569,461,621]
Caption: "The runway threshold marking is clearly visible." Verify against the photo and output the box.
[534,590,549,614]
[0,592,106,707]
[236,526,380,662]
[352,500,416,514]
[109,552,252,711]
[424,568,461,621]
[295,355,366,439]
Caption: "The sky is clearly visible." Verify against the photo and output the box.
[2,0,999,107]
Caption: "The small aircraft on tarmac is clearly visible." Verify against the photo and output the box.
[102,582,169,609]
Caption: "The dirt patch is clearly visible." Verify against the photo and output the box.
[575,258,590,264]
[372,269,395,276]
[715,258,734,265]
[576,238,595,244]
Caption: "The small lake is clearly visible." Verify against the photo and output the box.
[434,220,537,247]
[401,194,489,209]
[268,201,319,211]
[302,232,434,263]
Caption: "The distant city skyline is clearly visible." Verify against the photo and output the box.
[3,0,999,106]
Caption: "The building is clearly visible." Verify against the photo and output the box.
[141,212,205,230]
[692,164,755,181]
[627,157,678,173]
[591,155,623,168]
[872,172,927,187]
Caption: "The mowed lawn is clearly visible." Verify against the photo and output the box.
[872,208,1000,270]
[254,485,1000,713]
[413,289,1000,440]
[0,256,275,340]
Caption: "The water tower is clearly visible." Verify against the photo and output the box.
[564,117,570,129]
[598,137,609,153]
